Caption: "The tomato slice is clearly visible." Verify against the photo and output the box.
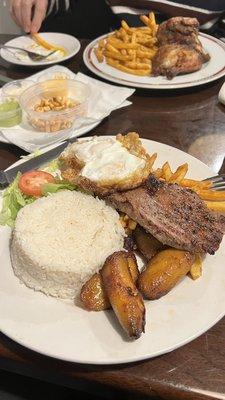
[18,170,55,197]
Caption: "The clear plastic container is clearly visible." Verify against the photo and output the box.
[0,98,22,127]
[2,79,35,102]
[20,79,90,133]
[37,67,75,82]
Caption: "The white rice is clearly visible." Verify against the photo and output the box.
[10,190,125,300]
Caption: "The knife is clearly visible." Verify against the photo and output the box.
[0,140,69,188]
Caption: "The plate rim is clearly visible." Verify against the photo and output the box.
[0,32,81,67]
[83,32,225,89]
[0,137,225,365]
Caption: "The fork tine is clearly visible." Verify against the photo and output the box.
[211,182,225,189]
[211,187,225,191]
[203,174,225,182]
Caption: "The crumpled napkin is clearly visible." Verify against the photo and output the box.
[0,72,135,153]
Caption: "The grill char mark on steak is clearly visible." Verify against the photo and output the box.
[107,175,225,255]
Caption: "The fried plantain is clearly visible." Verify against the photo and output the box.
[134,225,165,261]
[138,249,195,300]
[101,251,145,339]
[80,273,110,311]
[127,251,139,283]
[80,252,139,312]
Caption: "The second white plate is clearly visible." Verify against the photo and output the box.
[1,32,81,66]
[83,33,225,89]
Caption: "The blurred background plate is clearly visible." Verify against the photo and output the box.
[0,33,80,66]
[83,33,225,89]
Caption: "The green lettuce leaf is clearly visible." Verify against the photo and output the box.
[0,173,36,227]
[0,173,76,227]
[41,181,76,195]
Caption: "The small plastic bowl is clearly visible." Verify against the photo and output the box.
[0,99,22,127]
[2,79,35,102]
[37,70,75,82]
[20,79,90,133]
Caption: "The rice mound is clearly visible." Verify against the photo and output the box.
[10,190,125,300]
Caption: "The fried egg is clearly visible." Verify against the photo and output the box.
[60,133,155,195]
[65,137,145,182]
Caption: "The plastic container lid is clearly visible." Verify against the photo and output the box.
[2,79,35,101]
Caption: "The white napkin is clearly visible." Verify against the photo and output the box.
[1,73,135,153]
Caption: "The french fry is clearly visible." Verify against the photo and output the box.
[149,152,157,169]
[107,58,151,76]
[205,201,225,212]
[197,190,225,201]
[154,168,163,178]
[169,163,188,184]
[105,50,132,62]
[162,162,172,181]
[94,48,104,63]
[131,32,137,44]
[136,37,156,46]
[190,254,202,280]
[121,20,130,32]
[136,49,157,59]
[98,39,105,49]
[108,37,138,49]
[32,34,67,55]
[106,43,120,53]
[181,178,212,190]
[140,15,152,28]
[149,12,158,35]
[126,61,150,70]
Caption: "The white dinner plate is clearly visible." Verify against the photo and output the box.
[83,33,225,89]
[0,33,80,66]
[0,138,225,365]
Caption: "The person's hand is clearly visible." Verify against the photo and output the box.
[10,0,48,33]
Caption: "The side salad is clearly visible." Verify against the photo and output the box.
[0,159,75,227]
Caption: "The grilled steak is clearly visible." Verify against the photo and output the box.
[107,176,225,255]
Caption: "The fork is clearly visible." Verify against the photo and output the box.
[0,45,56,61]
[203,174,225,191]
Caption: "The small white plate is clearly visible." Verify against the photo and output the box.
[0,138,225,365]
[0,33,80,66]
[83,33,225,89]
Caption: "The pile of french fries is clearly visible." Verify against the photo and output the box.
[153,161,225,213]
[94,13,158,76]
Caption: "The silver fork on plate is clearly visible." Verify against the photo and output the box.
[0,45,56,61]
[203,174,225,191]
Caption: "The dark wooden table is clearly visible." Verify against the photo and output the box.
[0,35,225,400]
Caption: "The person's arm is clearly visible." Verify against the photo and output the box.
[107,1,225,26]
[10,0,48,33]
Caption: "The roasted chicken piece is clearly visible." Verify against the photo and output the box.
[157,17,209,59]
[101,251,145,339]
[157,17,199,45]
[152,44,204,79]
[153,16,210,79]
